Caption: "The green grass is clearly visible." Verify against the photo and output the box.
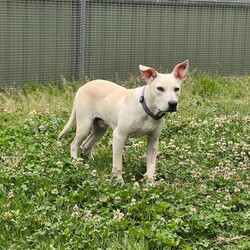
[0,75,249,249]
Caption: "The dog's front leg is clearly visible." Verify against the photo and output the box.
[112,129,126,181]
[146,135,159,181]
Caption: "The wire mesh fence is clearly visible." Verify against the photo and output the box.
[0,0,81,88]
[0,0,249,88]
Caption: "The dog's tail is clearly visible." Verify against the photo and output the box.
[58,104,76,140]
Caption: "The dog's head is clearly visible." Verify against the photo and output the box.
[139,60,189,113]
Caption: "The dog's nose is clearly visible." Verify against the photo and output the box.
[168,101,177,109]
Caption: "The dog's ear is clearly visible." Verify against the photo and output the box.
[139,65,158,83]
[172,60,189,83]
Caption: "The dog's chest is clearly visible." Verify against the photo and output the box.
[128,119,162,137]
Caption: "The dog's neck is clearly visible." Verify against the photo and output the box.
[139,86,165,120]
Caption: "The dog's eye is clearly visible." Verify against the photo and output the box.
[157,87,164,92]
[174,87,180,92]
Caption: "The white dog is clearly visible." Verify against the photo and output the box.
[58,60,189,181]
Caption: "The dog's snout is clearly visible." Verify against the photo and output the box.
[168,101,177,109]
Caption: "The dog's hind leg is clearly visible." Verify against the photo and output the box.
[81,118,108,158]
[70,118,92,159]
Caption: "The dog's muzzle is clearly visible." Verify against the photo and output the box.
[167,101,178,112]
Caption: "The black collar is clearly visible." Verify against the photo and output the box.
[139,86,166,120]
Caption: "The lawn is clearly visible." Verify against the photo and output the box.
[0,75,249,249]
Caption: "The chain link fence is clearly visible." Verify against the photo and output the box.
[0,0,249,88]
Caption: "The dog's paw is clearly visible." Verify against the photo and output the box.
[144,173,156,184]
[111,172,124,184]
[72,157,84,165]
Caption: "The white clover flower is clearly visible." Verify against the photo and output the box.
[86,210,92,218]
[113,209,124,222]
[51,189,59,195]
[133,182,140,188]
[115,196,121,202]
[131,198,137,205]
[73,204,79,212]
[56,141,63,147]
[100,197,108,203]
[93,214,101,222]
[190,207,197,213]
[71,211,79,218]
[160,217,166,222]
[224,193,232,201]
[8,192,14,199]
[91,170,97,177]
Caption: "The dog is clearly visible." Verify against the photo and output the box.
[58,60,189,181]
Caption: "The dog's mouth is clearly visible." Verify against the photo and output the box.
[166,108,177,113]
[158,107,177,114]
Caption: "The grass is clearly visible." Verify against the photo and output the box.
[0,74,249,249]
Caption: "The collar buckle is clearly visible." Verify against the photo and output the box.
[139,96,144,103]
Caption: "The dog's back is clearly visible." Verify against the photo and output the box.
[78,80,126,100]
